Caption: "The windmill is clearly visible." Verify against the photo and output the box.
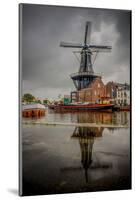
[60,21,112,92]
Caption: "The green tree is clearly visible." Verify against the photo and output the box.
[43,99,50,104]
[22,93,35,103]
[35,99,42,104]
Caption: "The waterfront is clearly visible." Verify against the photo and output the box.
[22,110,131,195]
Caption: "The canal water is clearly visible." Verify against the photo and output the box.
[22,110,131,195]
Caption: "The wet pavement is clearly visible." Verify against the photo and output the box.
[21,110,131,195]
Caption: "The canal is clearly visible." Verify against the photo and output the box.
[22,110,131,195]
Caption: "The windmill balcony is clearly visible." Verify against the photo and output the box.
[70,71,101,78]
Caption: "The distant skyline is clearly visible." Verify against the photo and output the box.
[21,4,131,100]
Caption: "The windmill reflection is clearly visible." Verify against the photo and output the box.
[72,126,104,183]
[60,112,129,183]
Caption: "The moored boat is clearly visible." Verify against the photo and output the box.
[49,103,115,112]
[22,103,46,117]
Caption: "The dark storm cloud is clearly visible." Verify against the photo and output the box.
[21,4,131,99]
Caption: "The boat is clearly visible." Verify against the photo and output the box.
[49,103,115,112]
[22,103,46,117]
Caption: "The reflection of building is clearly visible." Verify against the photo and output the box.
[115,111,129,125]
[76,111,129,126]
[77,112,113,125]
[72,126,103,183]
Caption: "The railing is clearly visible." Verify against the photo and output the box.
[70,71,102,78]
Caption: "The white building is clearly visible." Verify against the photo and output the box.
[116,83,130,106]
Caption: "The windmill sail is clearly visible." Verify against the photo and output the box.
[60,42,82,48]
[88,45,112,52]
[84,21,91,45]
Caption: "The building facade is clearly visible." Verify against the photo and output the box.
[72,78,130,105]
[77,77,106,103]
[105,82,130,106]
[116,84,130,106]
[106,81,117,99]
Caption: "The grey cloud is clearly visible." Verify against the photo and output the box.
[21,4,131,99]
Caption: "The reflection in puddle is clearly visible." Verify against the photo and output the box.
[71,126,113,183]
[75,111,130,126]
[23,110,130,126]
[22,111,131,195]
[72,127,102,183]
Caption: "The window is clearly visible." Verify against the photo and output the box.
[124,99,127,105]
[124,92,127,97]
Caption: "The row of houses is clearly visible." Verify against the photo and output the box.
[106,81,130,105]
[71,77,130,106]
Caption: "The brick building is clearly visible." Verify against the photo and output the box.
[74,77,130,105]
[106,82,130,105]
[78,77,106,103]
[106,81,117,99]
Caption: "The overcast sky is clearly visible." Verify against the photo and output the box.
[21,4,131,100]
